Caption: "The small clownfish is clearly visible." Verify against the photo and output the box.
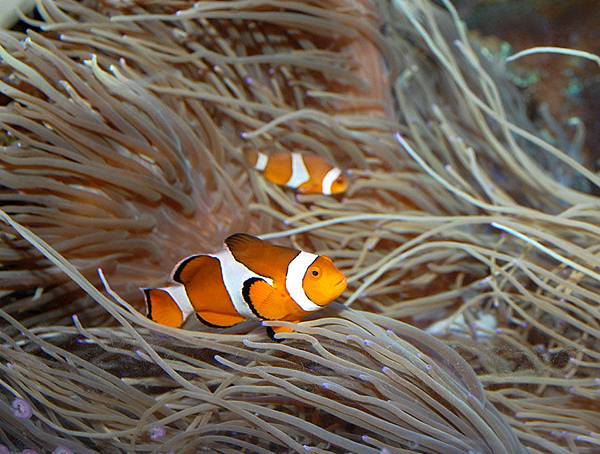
[142,233,347,339]
[245,150,349,195]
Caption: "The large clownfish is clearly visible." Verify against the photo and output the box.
[142,234,347,339]
[245,150,349,195]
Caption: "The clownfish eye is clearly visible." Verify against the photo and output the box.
[310,267,321,277]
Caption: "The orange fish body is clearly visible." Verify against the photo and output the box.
[245,150,349,195]
[142,234,347,339]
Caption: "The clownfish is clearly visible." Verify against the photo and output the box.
[245,150,349,195]
[142,233,347,339]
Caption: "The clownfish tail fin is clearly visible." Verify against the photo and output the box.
[141,286,191,328]
[244,149,268,172]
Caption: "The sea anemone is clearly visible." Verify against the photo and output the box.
[0,0,599,452]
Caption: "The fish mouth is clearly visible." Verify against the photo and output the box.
[334,277,347,290]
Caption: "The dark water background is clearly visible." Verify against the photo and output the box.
[454,0,599,181]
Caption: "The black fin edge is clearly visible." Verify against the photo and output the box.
[142,288,153,319]
[265,326,283,342]
[195,312,236,329]
[172,255,203,283]
[225,233,261,249]
[242,277,270,320]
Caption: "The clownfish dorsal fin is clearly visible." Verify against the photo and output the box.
[171,254,206,284]
[224,233,263,254]
[224,232,298,284]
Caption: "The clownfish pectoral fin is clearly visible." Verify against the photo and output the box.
[244,278,288,320]
[195,311,245,328]
[143,287,187,328]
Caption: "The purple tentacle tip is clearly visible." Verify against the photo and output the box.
[53,447,73,454]
[244,76,254,85]
[150,425,166,441]
[12,398,32,419]
[0,445,10,454]
[240,131,248,139]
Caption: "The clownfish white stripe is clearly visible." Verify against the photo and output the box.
[160,284,195,319]
[254,151,268,171]
[209,246,273,320]
[322,167,342,195]
[286,251,322,312]
[286,153,310,189]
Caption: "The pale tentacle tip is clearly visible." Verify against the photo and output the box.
[213,354,224,363]
[52,447,73,454]
[12,398,32,419]
[149,425,166,441]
